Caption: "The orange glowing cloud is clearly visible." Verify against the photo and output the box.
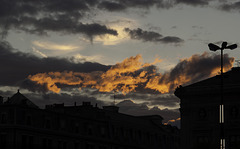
[164,117,181,125]
[28,52,234,94]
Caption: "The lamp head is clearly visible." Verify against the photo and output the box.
[208,43,220,51]
[226,44,237,50]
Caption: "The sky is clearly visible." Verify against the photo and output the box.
[1,0,240,127]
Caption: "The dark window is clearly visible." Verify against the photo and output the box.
[138,130,142,142]
[60,120,65,130]
[199,108,207,120]
[0,133,7,149]
[58,140,67,149]
[26,115,32,125]
[58,141,63,149]
[100,126,106,137]
[75,123,79,133]
[230,107,239,118]
[197,136,209,144]
[86,143,95,149]
[74,142,79,149]
[1,113,7,124]
[22,135,33,149]
[42,138,52,149]
[44,119,51,129]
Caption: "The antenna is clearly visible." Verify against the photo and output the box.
[235,60,240,67]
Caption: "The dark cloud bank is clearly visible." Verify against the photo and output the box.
[219,1,240,11]
[0,41,110,88]
[0,0,218,40]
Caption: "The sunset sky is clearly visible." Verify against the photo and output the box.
[1,0,240,126]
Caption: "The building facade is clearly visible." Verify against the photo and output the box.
[0,91,179,149]
[175,67,240,149]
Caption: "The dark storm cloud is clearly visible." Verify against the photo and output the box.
[160,36,184,44]
[0,41,110,88]
[175,0,209,6]
[0,0,118,39]
[0,0,221,39]
[114,93,179,107]
[124,28,184,44]
[114,0,173,8]
[124,28,163,42]
[98,1,127,11]
[219,1,240,11]
[116,100,180,123]
[0,16,118,40]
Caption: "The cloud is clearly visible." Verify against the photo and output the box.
[164,117,181,128]
[98,1,127,11]
[124,28,163,42]
[32,47,48,58]
[114,0,173,9]
[175,0,209,6]
[71,54,104,62]
[116,99,180,125]
[219,1,240,11]
[0,0,118,40]
[124,28,184,45]
[159,36,184,44]
[114,93,179,108]
[26,52,234,94]
[0,0,213,40]
[32,41,79,51]
[94,19,137,45]
[0,41,110,88]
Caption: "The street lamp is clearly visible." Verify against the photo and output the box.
[208,42,237,149]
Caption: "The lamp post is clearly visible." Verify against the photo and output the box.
[208,42,237,149]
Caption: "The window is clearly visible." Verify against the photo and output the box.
[86,143,95,149]
[199,108,207,120]
[100,126,106,137]
[58,140,67,149]
[44,118,51,129]
[1,113,7,124]
[42,138,52,149]
[75,123,79,133]
[230,106,239,118]
[26,115,32,125]
[197,136,209,144]
[60,120,65,130]
[22,135,33,149]
[84,123,93,135]
[0,133,7,149]
[74,142,79,149]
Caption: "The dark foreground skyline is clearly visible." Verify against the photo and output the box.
[1,0,240,133]
[0,90,179,149]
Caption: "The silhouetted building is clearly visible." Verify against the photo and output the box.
[0,91,179,149]
[175,67,240,149]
